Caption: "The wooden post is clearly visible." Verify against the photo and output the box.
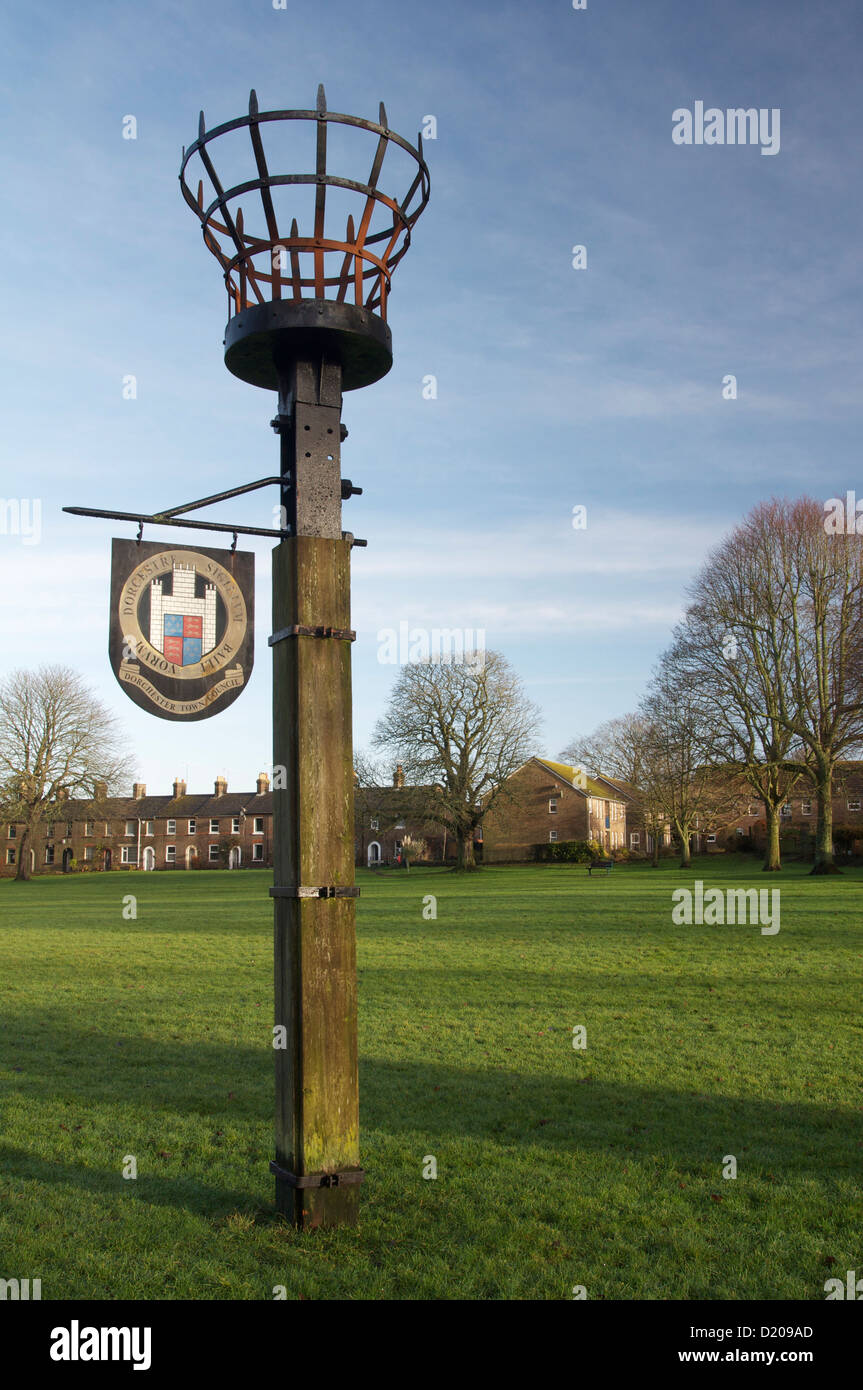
[271,355,362,1228]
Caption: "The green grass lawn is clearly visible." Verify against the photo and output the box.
[0,857,861,1300]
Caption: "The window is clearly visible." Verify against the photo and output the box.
[188,818,196,834]
[736,827,744,836]
[232,817,241,834]
[706,834,716,844]
[84,821,94,837]
[104,824,111,836]
[6,848,15,865]
[548,799,558,814]
[121,846,136,864]
[7,824,16,838]
[167,819,176,835]
[209,844,220,862]
[848,800,861,812]
[253,817,264,834]
[253,843,263,861]
[83,846,94,862]
[549,829,558,842]
[780,804,792,818]
[46,823,54,839]
[800,801,812,816]
[210,819,219,834]
[370,818,380,831]
[66,822,73,837]
[630,832,640,848]
[44,845,55,864]
[125,820,136,837]
[746,805,755,816]
[145,821,154,836]
[166,846,176,863]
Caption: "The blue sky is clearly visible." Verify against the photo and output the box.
[1,0,861,792]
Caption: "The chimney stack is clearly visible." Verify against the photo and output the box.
[256,772,270,795]
[172,778,187,800]
[393,764,404,789]
[214,776,227,797]
[132,782,146,800]
[92,781,108,801]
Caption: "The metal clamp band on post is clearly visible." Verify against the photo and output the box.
[270,885,361,899]
[270,1161,365,1189]
[268,625,356,645]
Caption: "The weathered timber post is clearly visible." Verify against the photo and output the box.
[178,87,429,1228]
[270,354,362,1226]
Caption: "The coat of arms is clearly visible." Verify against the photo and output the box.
[109,540,254,720]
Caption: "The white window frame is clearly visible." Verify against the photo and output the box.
[780,804,792,818]
[800,801,812,816]
[232,817,241,834]
[83,846,94,862]
[630,832,640,847]
[847,800,861,812]
[145,821,154,836]
[209,818,219,834]
[253,843,264,861]
[188,818,196,834]
[548,798,558,814]
[209,844,220,862]
[125,820,136,837]
[253,817,264,834]
[167,818,176,835]
[84,821,94,837]
[549,829,558,842]
[166,846,176,863]
[706,834,716,844]
[6,847,15,865]
[370,817,380,831]
[121,845,136,864]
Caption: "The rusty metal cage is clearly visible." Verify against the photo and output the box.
[179,86,430,390]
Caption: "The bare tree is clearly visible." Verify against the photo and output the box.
[0,666,132,882]
[670,529,805,871]
[639,655,744,869]
[697,499,863,873]
[561,712,651,786]
[372,652,542,870]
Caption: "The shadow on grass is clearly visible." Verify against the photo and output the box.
[2,1020,860,1216]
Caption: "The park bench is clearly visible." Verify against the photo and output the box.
[587,859,615,876]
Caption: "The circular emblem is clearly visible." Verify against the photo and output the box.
[110,540,254,722]
[118,548,247,681]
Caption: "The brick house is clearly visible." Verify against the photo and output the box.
[481,758,629,862]
[1,775,273,875]
[354,764,459,867]
[708,762,863,854]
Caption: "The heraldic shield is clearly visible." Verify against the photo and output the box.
[109,539,254,721]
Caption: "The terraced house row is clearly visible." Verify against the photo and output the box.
[1,776,273,875]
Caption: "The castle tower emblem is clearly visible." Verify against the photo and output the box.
[149,562,217,666]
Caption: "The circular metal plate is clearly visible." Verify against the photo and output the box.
[224,299,393,391]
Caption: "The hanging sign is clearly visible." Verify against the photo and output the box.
[109,539,254,721]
